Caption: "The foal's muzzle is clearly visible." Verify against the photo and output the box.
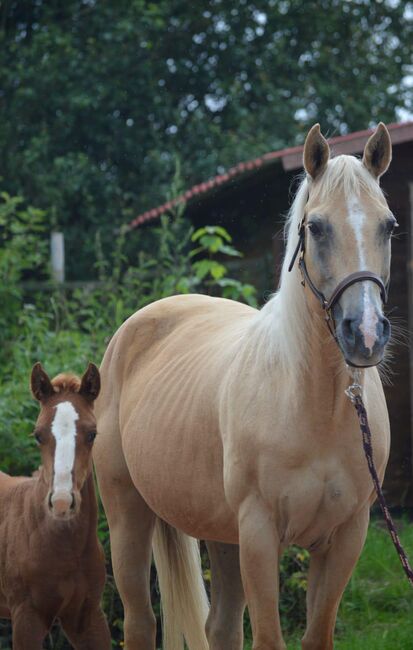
[48,490,76,519]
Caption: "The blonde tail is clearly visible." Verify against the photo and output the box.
[152,518,209,650]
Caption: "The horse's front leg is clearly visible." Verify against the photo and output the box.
[61,603,111,650]
[238,496,286,650]
[302,507,370,650]
[11,603,48,650]
[205,540,246,650]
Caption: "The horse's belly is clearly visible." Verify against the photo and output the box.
[121,416,239,543]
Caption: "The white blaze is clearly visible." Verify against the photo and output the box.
[347,195,366,268]
[346,195,378,353]
[51,401,78,496]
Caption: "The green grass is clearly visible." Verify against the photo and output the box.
[280,518,413,649]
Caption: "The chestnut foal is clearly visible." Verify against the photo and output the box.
[0,363,111,650]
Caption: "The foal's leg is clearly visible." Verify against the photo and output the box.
[205,541,246,650]
[302,508,369,650]
[238,497,286,650]
[94,416,156,650]
[61,604,111,650]
[11,604,47,650]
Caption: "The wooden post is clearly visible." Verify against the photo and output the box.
[50,231,65,283]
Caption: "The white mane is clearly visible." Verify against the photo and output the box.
[248,155,387,376]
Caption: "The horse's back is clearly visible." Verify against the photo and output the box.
[99,294,254,399]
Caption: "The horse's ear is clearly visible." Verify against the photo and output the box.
[303,123,330,180]
[362,122,392,179]
[31,363,54,402]
[79,363,101,402]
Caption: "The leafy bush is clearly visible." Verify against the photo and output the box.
[0,192,47,368]
[279,546,309,634]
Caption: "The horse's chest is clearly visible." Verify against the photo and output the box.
[277,459,366,547]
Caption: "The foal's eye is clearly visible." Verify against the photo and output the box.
[86,431,97,444]
[34,432,42,445]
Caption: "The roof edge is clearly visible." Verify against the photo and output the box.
[128,120,413,229]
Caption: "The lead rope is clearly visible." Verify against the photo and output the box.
[345,370,413,587]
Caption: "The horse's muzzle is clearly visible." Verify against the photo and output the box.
[336,313,390,367]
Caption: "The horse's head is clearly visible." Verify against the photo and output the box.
[300,123,395,367]
[30,362,101,520]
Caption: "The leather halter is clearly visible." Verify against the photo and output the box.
[288,214,388,366]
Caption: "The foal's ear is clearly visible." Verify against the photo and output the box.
[31,363,55,402]
[362,122,392,179]
[79,363,101,402]
[303,123,330,180]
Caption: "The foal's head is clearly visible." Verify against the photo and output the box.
[301,123,394,367]
[30,362,100,520]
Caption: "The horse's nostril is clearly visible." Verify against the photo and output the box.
[70,494,75,510]
[380,316,391,343]
[341,319,355,345]
[48,493,53,509]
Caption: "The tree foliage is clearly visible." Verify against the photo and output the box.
[0,0,411,277]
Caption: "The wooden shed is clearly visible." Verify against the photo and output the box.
[130,121,413,507]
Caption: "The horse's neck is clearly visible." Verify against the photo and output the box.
[255,284,353,414]
[302,304,352,414]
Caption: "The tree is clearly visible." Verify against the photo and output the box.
[0,0,411,277]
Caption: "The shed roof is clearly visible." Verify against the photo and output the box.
[128,121,413,230]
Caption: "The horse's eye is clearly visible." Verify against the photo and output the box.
[86,431,97,444]
[34,432,42,445]
[385,219,398,237]
[308,222,323,238]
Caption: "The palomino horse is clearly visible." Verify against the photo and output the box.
[0,363,111,650]
[94,123,394,650]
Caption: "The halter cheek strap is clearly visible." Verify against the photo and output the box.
[288,216,388,367]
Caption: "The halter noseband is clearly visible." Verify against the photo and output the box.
[288,215,388,367]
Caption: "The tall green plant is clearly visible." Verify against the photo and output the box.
[0,192,47,369]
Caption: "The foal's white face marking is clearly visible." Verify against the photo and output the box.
[51,401,78,496]
[346,194,378,353]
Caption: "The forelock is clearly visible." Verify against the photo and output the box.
[313,155,387,209]
[51,373,81,394]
